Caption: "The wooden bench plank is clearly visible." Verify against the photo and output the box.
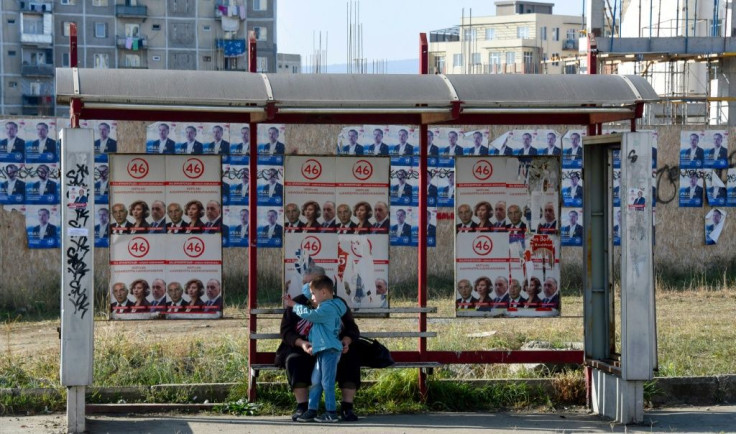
[249,307,437,315]
[250,331,437,340]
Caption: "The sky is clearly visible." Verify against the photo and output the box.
[277,0,584,67]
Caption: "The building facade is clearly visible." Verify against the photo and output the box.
[428,1,582,76]
[0,0,278,116]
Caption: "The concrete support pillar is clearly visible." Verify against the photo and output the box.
[722,56,736,126]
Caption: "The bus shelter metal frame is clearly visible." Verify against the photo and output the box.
[58,31,657,420]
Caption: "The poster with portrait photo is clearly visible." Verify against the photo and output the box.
[228,123,251,158]
[613,206,621,246]
[679,169,704,208]
[705,208,727,245]
[23,118,58,164]
[225,205,248,247]
[94,161,110,205]
[389,157,417,206]
[166,155,222,234]
[284,156,336,234]
[336,234,389,309]
[257,124,286,155]
[506,130,541,157]
[284,232,338,299]
[24,163,59,204]
[88,120,118,162]
[387,125,417,157]
[338,126,365,156]
[504,158,531,246]
[412,207,437,248]
[363,124,390,156]
[463,129,490,156]
[626,187,647,211]
[561,169,583,207]
[0,162,26,204]
[703,130,728,169]
[727,168,736,207]
[531,191,559,234]
[109,233,167,319]
[560,207,583,247]
[390,206,413,246]
[1,120,27,163]
[257,205,283,247]
[561,130,584,168]
[522,234,560,314]
[200,123,230,155]
[256,157,284,207]
[222,159,249,206]
[335,156,390,234]
[436,127,466,157]
[109,155,166,234]
[705,170,727,206]
[537,130,562,156]
[489,131,514,156]
[94,204,110,248]
[680,131,706,169]
[436,158,455,207]
[165,233,223,319]
[613,169,621,207]
[455,156,513,232]
[454,232,510,317]
[175,124,207,155]
[25,204,60,249]
[146,122,179,155]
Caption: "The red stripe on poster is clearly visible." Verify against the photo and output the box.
[457,182,506,188]
[167,181,221,186]
[373,260,390,264]
[110,182,165,186]
[285,182,335,187]
[167,260,223,265]
[456,258,509,263]
[336,183,390,188]
[110,260,167,265]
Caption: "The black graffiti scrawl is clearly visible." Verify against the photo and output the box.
[65,156,91,319]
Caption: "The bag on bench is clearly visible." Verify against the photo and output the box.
[355,337,394,368]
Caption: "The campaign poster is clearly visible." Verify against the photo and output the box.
[463,129,490,156]
[489,131,514,156]
[423,207,437,248]
[509,130,541,157]
[705,208,726,245]
[0,162,26,204]
[626,187,647,211]
[505,158,532,243]
[109,155,167,234]
[613,206,621,246]
[532,191,559,235]
[436,157,455,207]
[94,161,110,204]
[454,232,509,316]
[425,159,439,208]
[390,205,413,246]
[703,130,728,169]
[89,120,118,163]
[727,168,736,207]
[109,233,167,319]
[166,156,223,235]
[94,204,110,248]
[200,123,230,155]
[284,232,338,299]
[338,126,365,156]
[165,234,223,318]
[146,121,179,154]
[25,163,59,204]
[426,127,441,157]
[680,131,706,169]
[387,125,417,157]
[561,130,584,168]
[222,158,249,206]
[257,124,286,155]
[561,169,583,207]
[1,119,27,163]
[436,127,466,157]
[613,169,621,207]
[256,156,284,207]
[228,123,251,157]
[454,157,511,232]
[560,207,583,246]
[363,124,390,156]
[23,119,58,164]
[175,123,207,155]
[679,169,704,207]
[389,157,416,206]
[521,234,561,314]
[537,130,562,156]
[257,205,283,247]
[335,157,390,309]
[225,205,248,247]
[284,155,336,234]
[705,170,727,207]
[25,204,60,248]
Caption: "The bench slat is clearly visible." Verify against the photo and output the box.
[249,307,438,315]
[250,361,441,372]
[250,331,437,340]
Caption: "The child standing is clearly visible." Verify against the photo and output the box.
[283,275,347,423]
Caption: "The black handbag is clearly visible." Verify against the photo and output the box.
[355,337,395,368]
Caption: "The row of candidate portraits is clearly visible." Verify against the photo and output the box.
[145,122,283,155]
[455,200,559,235]
[337,126,581,158]
[108,199,226,235]
[455,275,561,311]
[284,200,390,234]
[680,130,729,169]
[0,120,59,163]
[1,162,60,204]
[110,277,223,314]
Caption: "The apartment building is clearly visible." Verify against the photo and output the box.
[0,0,278,116]
[428,1,582,75]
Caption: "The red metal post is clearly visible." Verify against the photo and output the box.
[69,23,80,128]
[247,123,258,401]
[587,34,597,76]
[248,31,257,73]
[417,33,429,401]
[419,33,428,75]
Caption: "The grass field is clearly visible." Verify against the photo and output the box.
[1,285,735,413]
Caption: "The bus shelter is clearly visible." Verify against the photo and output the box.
[56,56,658,428]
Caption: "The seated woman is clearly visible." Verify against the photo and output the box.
[184,278,205,312]
[128,200,150,234]
[301,200,321,232]
[129,278,151,313]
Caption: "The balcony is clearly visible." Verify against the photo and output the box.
[19,1,53,13]
[116,35,148,50]
[22,94,55,116]
[214,0,244,20]
[115,5,147,18]
[21,64,54,77]
[20,33,53,46]
[562,39,579,50]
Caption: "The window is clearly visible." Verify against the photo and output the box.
[463,29,473,41]
[256,56,268,72]
[30,82,41,95]
[203,55,212,62]
[94,53,109,69]
[203,25,211,31]
[7,19,16,24]
[62,53,70,67]
[152,55,161,61]
[225,57,239,70]
[63,22,74,37]
[551,52,560,66]
[485,28,495,40]
[9,81,17,88]
[566,29,577,41]
[125,23,139,38]
[152,24,161,31]
[541,26,547,40]
[8,50,16,57]
[505,51,515,64]
[489,52,501,65]
[453,53,463,67]
[254,27,267,41]
[94,22,107,38]
[565,64,577,74]
[524,51,533,64]
[124,54,140,67]
[60,0,75,4]
[253,0,267,11]
[552,27,560,41]
[517,26,529,39]
[471,52,481,65]
[92,0,108,6]
[434,56,445,74]
[22,15,44,35]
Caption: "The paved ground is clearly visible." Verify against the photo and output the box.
[3,406,735,433]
